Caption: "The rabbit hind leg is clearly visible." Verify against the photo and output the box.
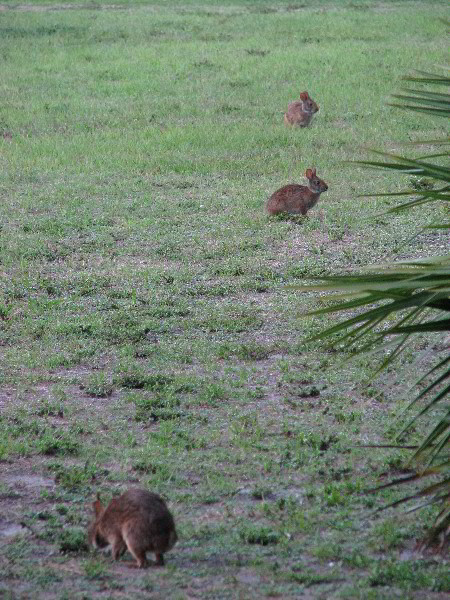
[125,540,148,568]
[122,529,148,568]
[128,548,148,568]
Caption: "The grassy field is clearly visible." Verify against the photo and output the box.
[0,1,449,598]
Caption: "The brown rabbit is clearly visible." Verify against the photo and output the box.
[266,168,328,216]
[87,488,177,568]
[284,91,319,127]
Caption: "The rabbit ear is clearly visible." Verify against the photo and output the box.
[299,92,309,101]
[312,168,316,176]
[93,497,104,517]
[305,168,313,178]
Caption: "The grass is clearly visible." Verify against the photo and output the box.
[0,0,449,599]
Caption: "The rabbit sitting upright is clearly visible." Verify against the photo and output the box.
[284,91,319,127]
[266,168,328,216]
[87,488,178,568]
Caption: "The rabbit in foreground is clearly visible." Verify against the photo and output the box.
[284,91,319,127]
[266,168,328,216]
[88,488,177,567]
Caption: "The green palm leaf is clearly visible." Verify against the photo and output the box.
[304,69,450,549]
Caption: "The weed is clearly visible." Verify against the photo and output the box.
[200,309,263,333]
[83,558,109,579]
[368,560,432,590]
[432,569,450,593]
[323,483,347,507]
[220,342,272,361]
[343,550,373,569]
[132,457,171,480]
[0,302,12,320]
[290,570,344,587]
[23,566,62,588]
[82,373,113,398]
[59,528,89,554]
[114,364,174,390]
[49,462,99,489]
[5,537,31,560]
[371,519,415,552]
[34,400,64,418]
[197,382,228,406]
[128,390,181,422]
[239,525,280,546]
[251,486,274,501]
[312,541,343,561]
[36,430,79,457]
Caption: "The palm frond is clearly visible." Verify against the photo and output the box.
[356,153,450,182]
[399,89,450,101]
[303,66,450,549]
[402,71,450,85]
[388,104,450,117]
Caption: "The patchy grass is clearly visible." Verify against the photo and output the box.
[0,1,449,599]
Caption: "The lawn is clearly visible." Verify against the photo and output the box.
[0,1,449,598]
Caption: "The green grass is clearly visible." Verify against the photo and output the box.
[0,1,449,599]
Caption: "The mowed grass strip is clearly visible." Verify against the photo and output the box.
[0,2,449,599]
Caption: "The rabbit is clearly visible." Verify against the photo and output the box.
[87,488,178,568]
[284,91,319,127]
[266,168,328,216]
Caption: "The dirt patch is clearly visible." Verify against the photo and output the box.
[0,521,29,537]
[4,474,55,489]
